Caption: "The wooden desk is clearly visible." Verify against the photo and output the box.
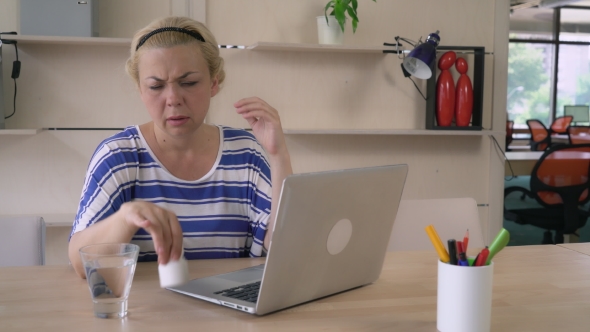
[2,246,590,331]
[511,133,569,144]
[505,151,543,176]
[505,150,590,177]
[551,134,570,144]
[559,242,590,255]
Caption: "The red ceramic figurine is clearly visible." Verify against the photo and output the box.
[454,57,473,127]
[436,51,456,127]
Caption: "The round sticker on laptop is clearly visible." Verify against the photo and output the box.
[326,219,353,255]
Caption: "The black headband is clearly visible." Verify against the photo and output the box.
[135,27,205,51]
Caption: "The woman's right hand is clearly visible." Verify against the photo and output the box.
[120,201,183,265]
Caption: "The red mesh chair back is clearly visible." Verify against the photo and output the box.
[527,119,550,151]
[504,143,590,241]
[506,120,514,146]
[550,115,573,134]
[568,126,590,145]
[529,144,590,233]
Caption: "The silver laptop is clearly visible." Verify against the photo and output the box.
[168,164,408,315]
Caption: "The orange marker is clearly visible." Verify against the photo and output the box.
[425,225,450,263]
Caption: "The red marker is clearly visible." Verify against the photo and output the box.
[463,229,470,253]
[456,241,468,266]
[474,247,490,266]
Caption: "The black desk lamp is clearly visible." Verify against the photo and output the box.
[401,31,440,79]
[384,30,441,99]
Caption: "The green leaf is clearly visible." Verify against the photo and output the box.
[324,0,376,34]
[346,7,359,33]
[334,2,347,32]
[346,6,359,22]
[324,1,334,24]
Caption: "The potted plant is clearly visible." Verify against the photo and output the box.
[324,0,376,34]
[317,0,376,45]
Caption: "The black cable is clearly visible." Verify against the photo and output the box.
[408,77,427,100]
[490,134,515,181]
[4,42,19,119]
[4,78,17,119]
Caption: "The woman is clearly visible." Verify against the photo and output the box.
[68,16,292,278]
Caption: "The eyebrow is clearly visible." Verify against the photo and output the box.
[145,72,199,81]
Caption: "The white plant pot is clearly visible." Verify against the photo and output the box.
[316,15,344,45]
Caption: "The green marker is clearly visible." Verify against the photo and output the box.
[486,228,510,265]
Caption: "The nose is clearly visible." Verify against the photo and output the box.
[165,85,183,107]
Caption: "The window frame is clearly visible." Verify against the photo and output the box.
[510,5,590,125]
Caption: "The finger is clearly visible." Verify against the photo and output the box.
[168,213,183,261]
[155,210,173,265]
[234,97,262,108]
[240,109,280,124]
[235,102,268,115]
[235,100,278,117]
[244,116,258,128]
[127,214,151,229]
[123,202,173,264]
[140,219,167,264]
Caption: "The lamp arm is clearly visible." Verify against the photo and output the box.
[382,36,419,58]
[394,36,417,47]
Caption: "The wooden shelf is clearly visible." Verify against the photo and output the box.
[0,128,44,135]
[3,37,399,54]
[2,35,131,46]
[247,41,397,54]
[283,129,501,136]
[42,213,75,227]
[0,213,74,227]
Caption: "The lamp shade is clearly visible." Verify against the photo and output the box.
[402,31,440,79]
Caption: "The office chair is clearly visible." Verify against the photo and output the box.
[0,216,46,266]
[388,198,485,254]
[504,144,590,244]
[506,120,514,151]
[550,115,573,135]
[568,125,590,144]
[527,119,551,151]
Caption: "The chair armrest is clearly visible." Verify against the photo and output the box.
[504,186,533,199]
[504,186,534,223]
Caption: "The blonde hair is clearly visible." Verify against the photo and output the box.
[125,16,225,88]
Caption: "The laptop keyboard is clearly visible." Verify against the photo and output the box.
[213,281,261,303]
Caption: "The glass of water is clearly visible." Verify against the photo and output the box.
[79,243,140,318]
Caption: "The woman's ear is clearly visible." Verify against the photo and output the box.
[210,76,219,97]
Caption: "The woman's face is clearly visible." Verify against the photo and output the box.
[137,44,218,137]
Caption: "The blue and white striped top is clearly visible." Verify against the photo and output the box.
[71,125,272,261]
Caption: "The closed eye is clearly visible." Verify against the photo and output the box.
[149,85,163,90]
[181,81,198,87]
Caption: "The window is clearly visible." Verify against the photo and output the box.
[508,4,590,128]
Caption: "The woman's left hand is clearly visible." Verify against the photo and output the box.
[234,97,287,156]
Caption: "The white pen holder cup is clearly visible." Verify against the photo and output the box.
[437,259,493,332]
